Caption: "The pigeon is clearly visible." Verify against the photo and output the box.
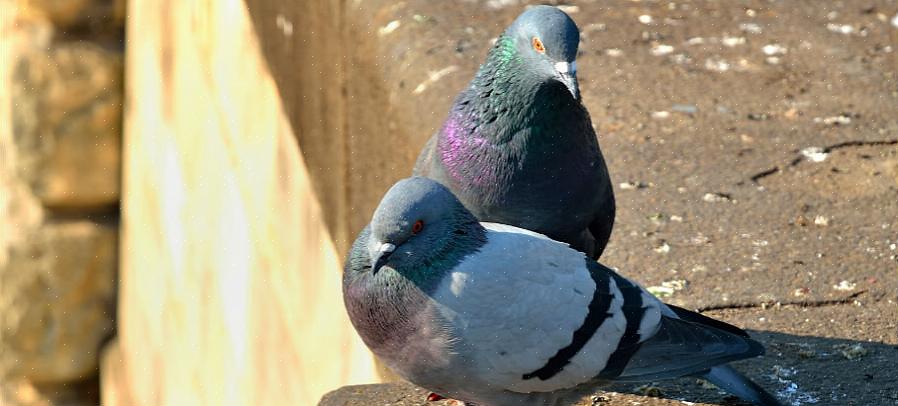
[343,177,783,406]
[414,6,615,259]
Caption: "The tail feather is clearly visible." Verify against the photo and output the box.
[702,365,784,406]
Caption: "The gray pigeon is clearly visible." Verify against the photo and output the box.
[414,6,614,259]
[343,177,783,406]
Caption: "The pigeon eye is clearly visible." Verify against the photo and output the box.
[412,220,425,234]
[532,37,546,54]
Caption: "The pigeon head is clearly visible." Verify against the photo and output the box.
[368,177,483,274]
[504,6,581,99]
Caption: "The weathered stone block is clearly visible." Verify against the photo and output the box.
[23,0,123,30]
[0,220,117,383]
[12,41,123,210]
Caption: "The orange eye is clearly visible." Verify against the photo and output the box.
[532,37,546,53]
[412,220,424,234]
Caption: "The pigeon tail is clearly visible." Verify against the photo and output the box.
[702,365,784,406]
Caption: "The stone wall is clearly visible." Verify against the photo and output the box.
[0,0,124,404]
[1,1,123,405]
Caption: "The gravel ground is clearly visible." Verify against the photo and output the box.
[315,0,898,404]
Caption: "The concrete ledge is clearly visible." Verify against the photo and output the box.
[321,301,898,405]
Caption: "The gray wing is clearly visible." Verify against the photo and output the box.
[606,313,765,382]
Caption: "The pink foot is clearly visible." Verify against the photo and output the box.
[426,392,466,406]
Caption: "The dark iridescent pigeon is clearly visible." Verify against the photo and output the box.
[343,177,784,406]
[414,6,614,259]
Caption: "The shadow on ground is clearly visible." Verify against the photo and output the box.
[322,325,898,406]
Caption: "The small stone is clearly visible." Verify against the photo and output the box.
[833,280,857,291]
[671,104,698,114]
[590,394,609,405]
[703,192,731,203]
[378,20,401,36]
[801,147,829,163]
[747,113,769,121]
[762,44,788,55]
[638,15,654,24]
[412,14,432,24]
[651,111,671,119]
[834,343,869,360]
[739,22,763,34]
[647,212,665,224]
[690,234,710,245]
[696,378,718,389]
[619,181,647,190]
[654,241,671,254]
[721,36,746,47]
[798,348,817,359]
[604,48,623,57]
[815,114,852,126]
[704,58,731,72]
[772,365,797,379]
[634,384,663,397]
[669,53,691,64]
[651,44,675,56]
[826,23,855,35]
[813,215,829,226]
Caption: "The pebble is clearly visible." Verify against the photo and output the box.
[651,44,675,56]
[619,181,647,190]
[762,44,788,56]
[833,280,857,291]
[378,20,401,36]
[671,104,698,114]
[605,48,623,57]
[739,22,763,34]
[638,14,654,24]
[722,36,746,47]
[703,192,731,203]
[814,114,852,126]
[826,23,855,35]
[801,147,829,162]
[704,58,731,72]
[834,343,868,360]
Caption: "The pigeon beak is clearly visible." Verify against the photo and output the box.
[554,61,579,101]
[371,242,396,273]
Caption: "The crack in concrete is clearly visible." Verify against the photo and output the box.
[695,290,867,312]
[749,139,898,183]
